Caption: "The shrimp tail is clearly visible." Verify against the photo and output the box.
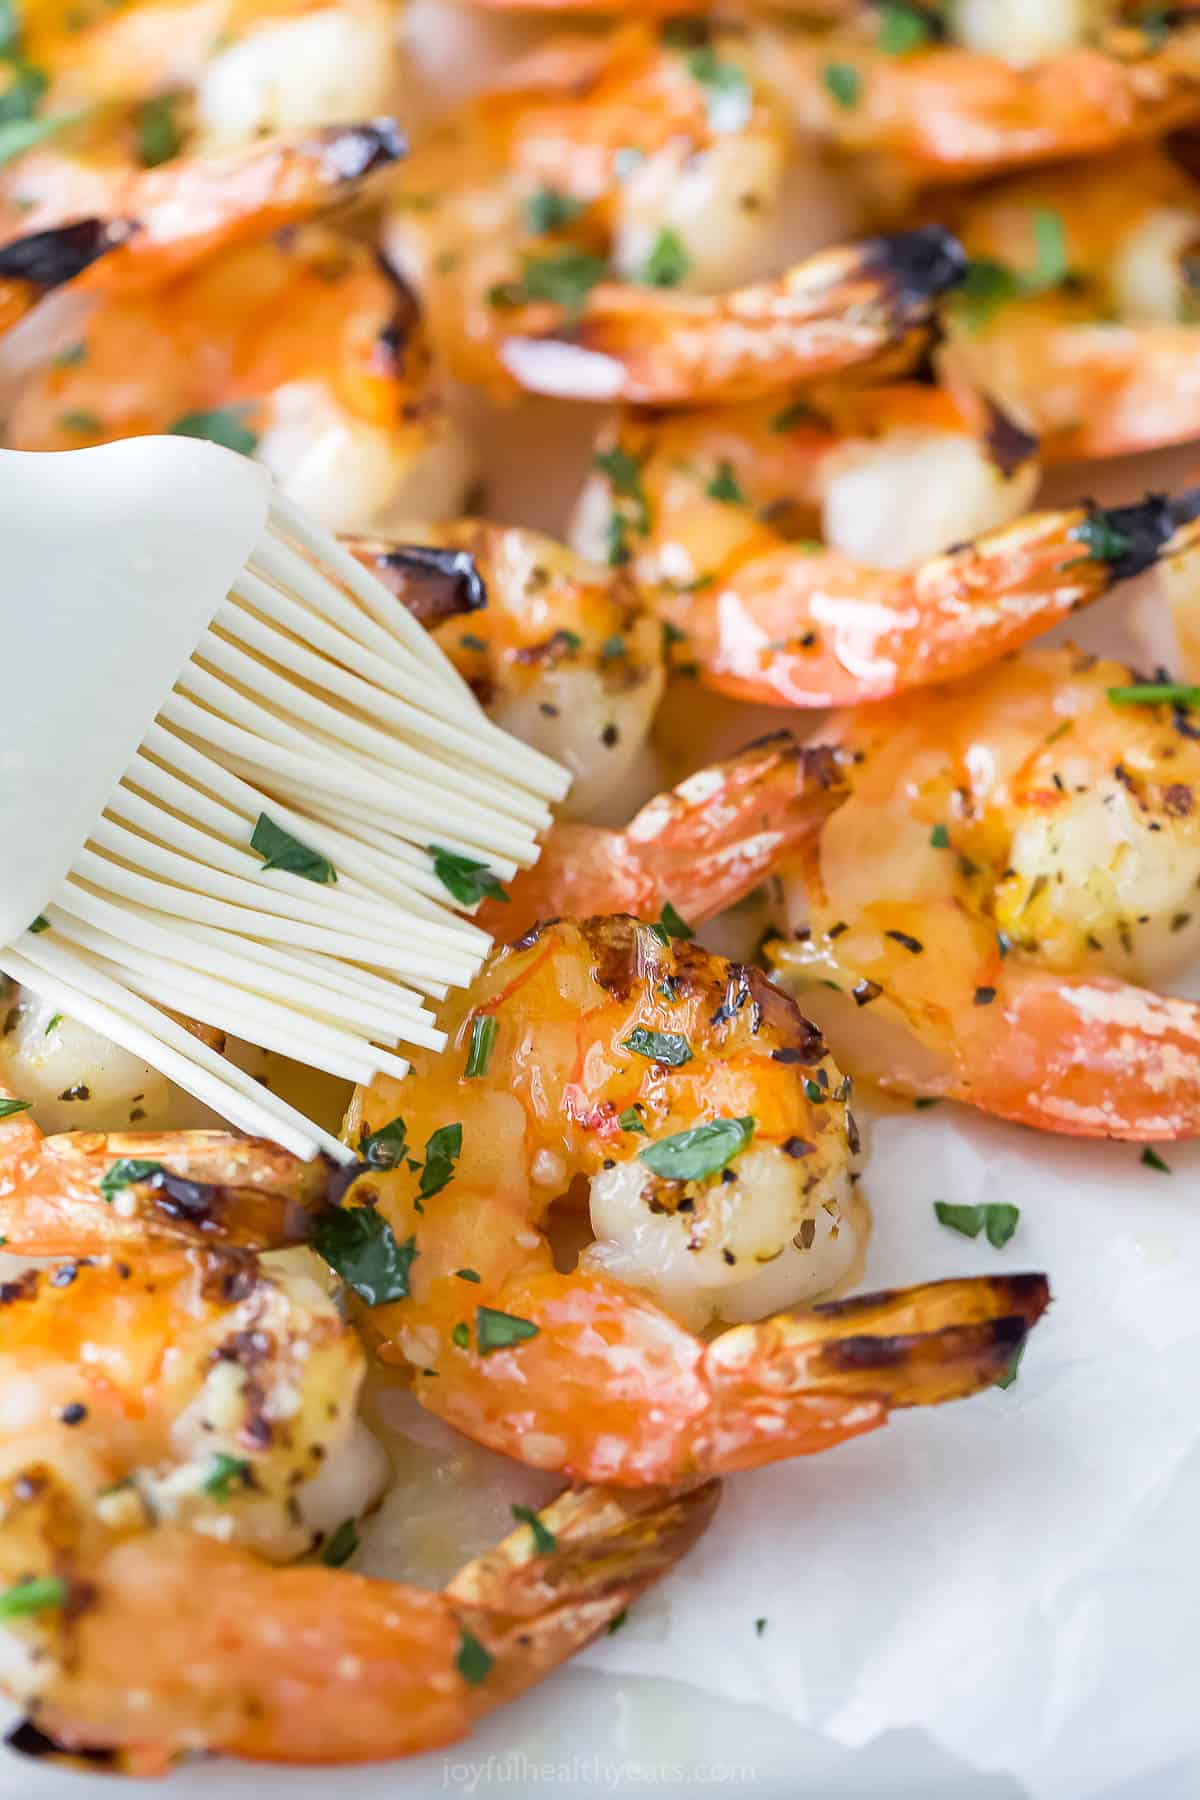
[944,966,1200,1139]
[0,219,134,334]
[676,490,1200,708]
[499,226,967,406]
[448,1480,720,1722]
[0,1099,334,1252]
[700,1274,1047,1473]
[488,735,848,936]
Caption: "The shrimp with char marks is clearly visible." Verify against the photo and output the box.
[0,1247,715,1768]
[341,916,1049,1484]
[383,22,963,403]
[766,644,1200,1138]
[2,224,473,533]
[578,403,1200,706]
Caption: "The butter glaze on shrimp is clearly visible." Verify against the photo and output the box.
[767,644,1200,1138]
[347,916,1048,1483]
[0,1247,715,1768]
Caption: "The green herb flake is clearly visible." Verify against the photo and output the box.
[0,1575,67,1618]
[27,915,49,933]
[456,1628,494,1684]
[475,1305,539,1354]
[956,205,1069,332]
[59,409,101,435]
[203,1452,250,1500]
[321,1518,359,1567]
[99,1157,164,1201]
[0,108,83,168]
[1140,1146,1171,1173]
[876,2,933,54]
[524,186,585,236]
[1071,509,1133,567]
[429,845,509,908]
[933,1200,1020,1247]
[452,1321,470,1349]
[607,1608,628,1635]
[1108,681,1200,709]
[0,1098,31,1120]
[53,341,85,368]
[465,1015,497,1079]
[769,398,816,434]
[706,459,745,505]
[755,1616,768,1636]
[418,1123,462,1199]
[995,1341,1025,1390]
[0,60,47,127]
[618,1106,647,1134]
[685,45,751,132]
[500,247,609,316]
[168,405,258,456]
[649,901,695,945]
[822,62,861,109]
[930,823,950,848]
[803,1079,825,1104]
[43,1014,61,1036]
[600,633,626,662]
[511,1503,556,1555]
[358,1115,408,1170]
[459,632,486,652]
[455,1267,481,1283]
[313,1206,417,1306]
[640,1115,755,1182]
[913,1096,941,1110]
[250,812,335,884]
[640,225,689,289]
[623,1027,692,1066]
[136,92,180,167]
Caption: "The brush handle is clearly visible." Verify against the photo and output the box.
[0,438,270,944]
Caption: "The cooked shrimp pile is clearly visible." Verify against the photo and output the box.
[9,0,1200,1775]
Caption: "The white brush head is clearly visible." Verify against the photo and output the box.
[0,439,270,944]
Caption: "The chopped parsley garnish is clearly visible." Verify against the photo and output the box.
[460,632,486,652]
[136,92,180,167]
[168,405,258,456]
[28,915,49,933]
[60,409,101,434]
[685,45,751,133]
[1070,508,1134,566]
[0,108,82,167]
[524,186,585,236]
[322,1518,359,1567]
[0,60,46,126]
[54,341,86,367]
[640,226,689,289]
[203,1452,250,1500]
[455,1267,481,1282]
[429,845,509,908]
[803,1079,825,1104]
[45,1015,62,1039]
[595,443,651,566]
[601,633,626,661]
[465,1015,497,1078]
[313,1206,417,1305]
[358,1114,408,1170]
[511,1504,556,1554]
[99,1157,164,1201]
[706,460,745,505]
[755,1616,768,1636]
[649,901,695,946]
[456,1628,494,1684]
[618,1106,647,1133]
[955,206,1069,332]
[769,398,816,434]
[933,1200,1020,1247]
[640,1116,755,1181]
[876,2,934,53]
[1108,682,1200,708]
[995,1341,1024,1390]
[0,1098,31,1120]
[0,1576,67,1618]
[1140,1146,1171,1173]
[930,823,950,848]
[492,247,608,316]
[475,1305,539,1354]
[452,1321,470,1349]
[418,1123,462,1200]
[251,812,336,884]
[624,1027,692,1066]
[913,1096,941,1110]
[822,62,861,109]
[607,1608,628,1635]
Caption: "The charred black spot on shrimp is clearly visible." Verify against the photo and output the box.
[1073,490,1200,582]
[864,225,968,309]
[0,218,133,292]
[366,544,488,626]
[983,401,1039,479]
[316,119,408,183]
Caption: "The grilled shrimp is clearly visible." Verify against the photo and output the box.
[342,916,1049,1484]
[0,119,405,340]
[766,643,1200,1139]
[578,400,1200,706]
[2,225,472,532]
[939,145,1200,461]
[349,524,666,820]
[0,1249,715,1769]
[767,4,1200,190]
[383,22,962,402]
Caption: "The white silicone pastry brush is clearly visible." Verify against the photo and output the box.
[0,438,569,1162]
